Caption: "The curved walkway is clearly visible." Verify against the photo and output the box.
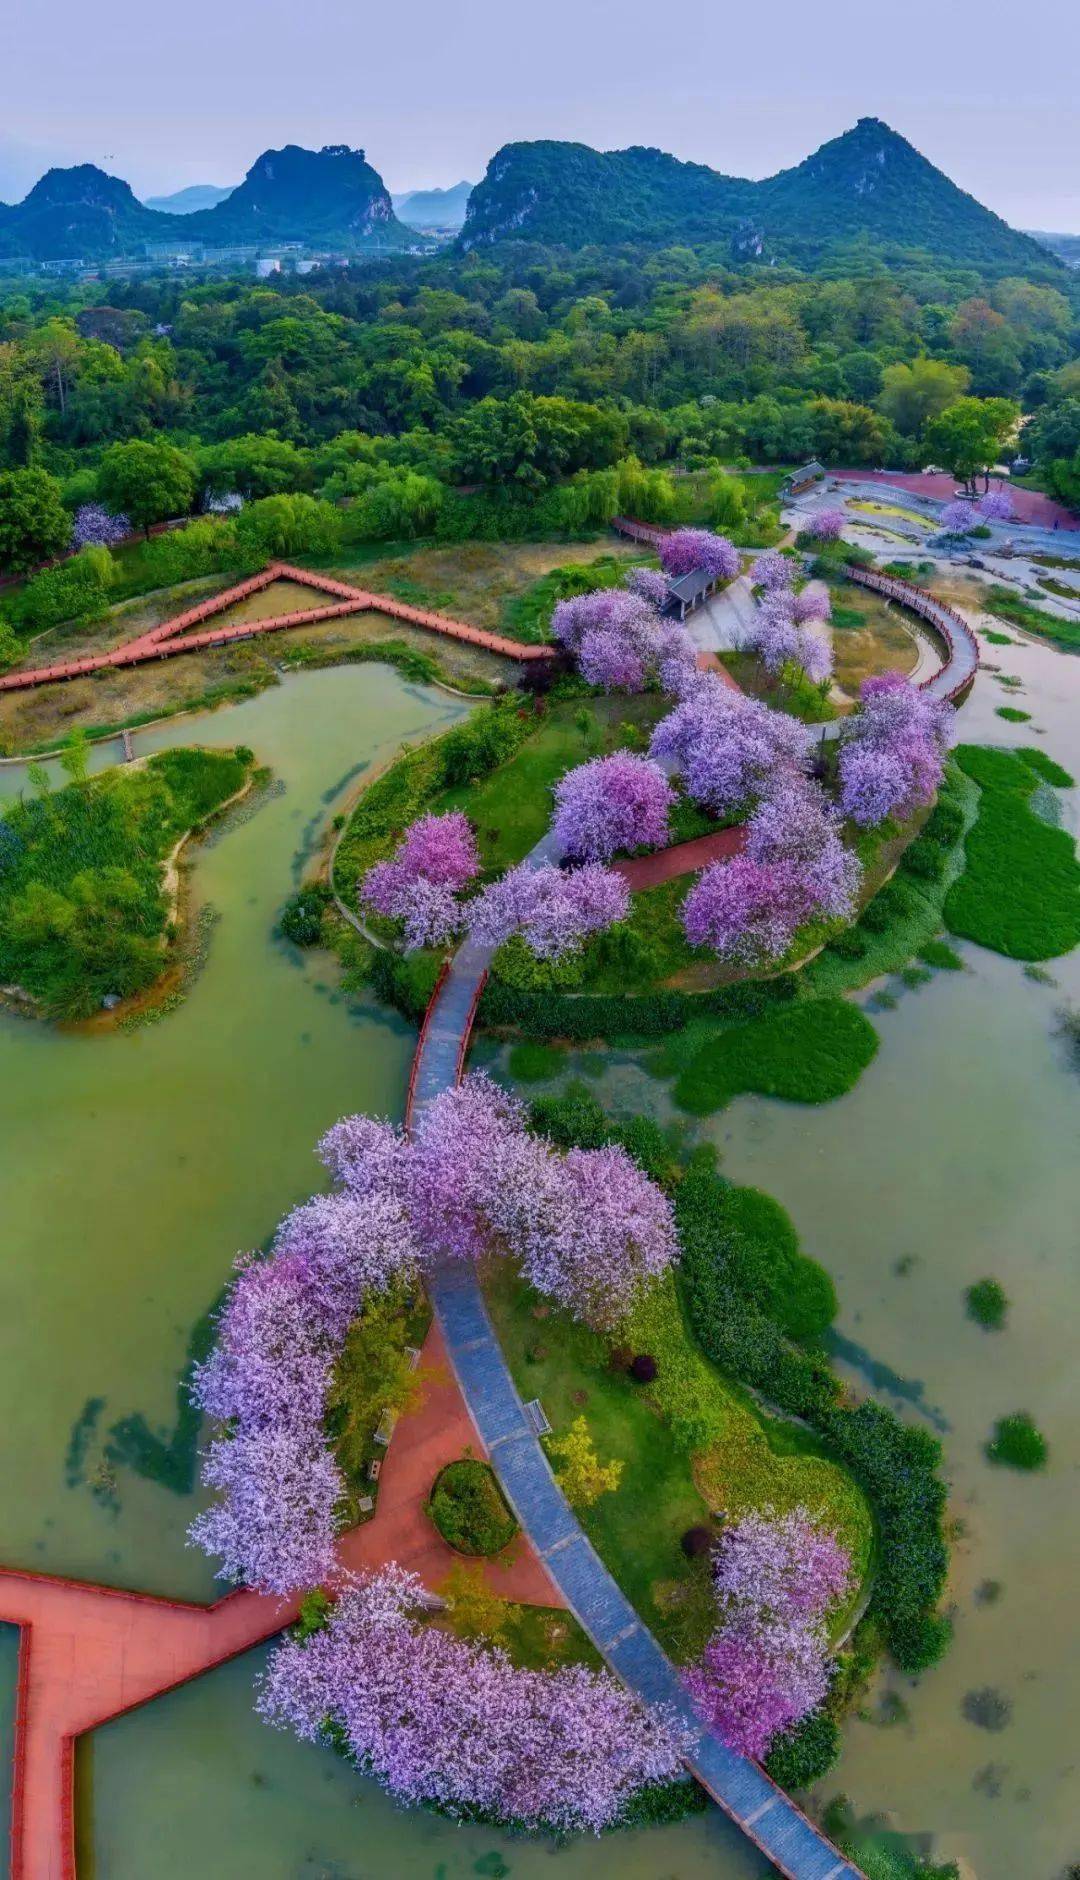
[1,1323,562,1880]
[408,926,860,1880]
[0,561,556,695]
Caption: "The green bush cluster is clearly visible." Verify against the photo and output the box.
[764,1708,841,1788]
[986,1411,1047,1470]
[10,544,115,633]
[966,1278,1009,1329]
[280,882,333,947]
[427,1459,519,1555]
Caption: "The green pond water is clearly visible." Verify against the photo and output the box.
[2,626,1078,1878]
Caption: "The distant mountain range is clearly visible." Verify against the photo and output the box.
[0,145,410,260]
[462,119,1056,271]
[0,121,1061,273]
[392,181,473,230]
[1027,230,1080,268]
[142,183,235,215]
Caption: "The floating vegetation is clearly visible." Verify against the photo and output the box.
[962,1688,1013,1732]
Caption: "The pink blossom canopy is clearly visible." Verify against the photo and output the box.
[361,811,479,950]
[467,860,629,961]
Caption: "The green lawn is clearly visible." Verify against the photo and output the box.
[433,694,668,872]
[671,997,880,1115]
[945,745,1080,960]
[484,1261,871,1660]
[0,745,252,1019]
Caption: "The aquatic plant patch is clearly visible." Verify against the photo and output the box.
[945,745,1080,960]
[673,997,879,1115]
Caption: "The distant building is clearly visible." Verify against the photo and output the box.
[781,461,827,497]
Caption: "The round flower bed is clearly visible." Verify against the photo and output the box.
[427,1459,519,1556]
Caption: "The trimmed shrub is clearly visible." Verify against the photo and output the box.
[427,1459,519,1555]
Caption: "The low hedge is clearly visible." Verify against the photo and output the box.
[478,971,799,1043]
[427,1459,518,1556]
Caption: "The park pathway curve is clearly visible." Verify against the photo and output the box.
[407,906,861,1880]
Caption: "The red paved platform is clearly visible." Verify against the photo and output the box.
[0,1322,562,1880]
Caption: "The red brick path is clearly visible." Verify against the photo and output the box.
[1,1322,562,1880]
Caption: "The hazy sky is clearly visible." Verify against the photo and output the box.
[3,0,1079,229]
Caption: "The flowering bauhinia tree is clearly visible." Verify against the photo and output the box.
[807,506,845,542]
[682,854,804,966]
[686,1507,851,1760]
[792,585,831,627]
[257,1564,690,1833]
[552,751,675,862]
[658,528,740,582]
[362,811,479,950]
[411,1073,678,1324]
[650,674,811,818]
[940,499,977,535]
[747,775,860,922]
[749,549,794,593]
[70,503,130,548]
[551,583,695,695]
[838,671,952,827]
[624,565,671,609]
[978,487,1014,522]
[467,860,629,961]
[190,1117,420,1593]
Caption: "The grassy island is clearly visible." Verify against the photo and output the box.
[0,744,253,1019]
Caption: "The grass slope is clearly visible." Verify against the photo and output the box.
[945,745,1080,960]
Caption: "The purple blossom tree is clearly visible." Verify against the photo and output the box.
[685,1507,851,1760]
[747,776,860,922]
[658,528,740,582]
[467,861,629,961]
[624,565,671,608]
[650,677,811,818]
[552,751,675,862]
[940,499,977,535]
[362,812,479,950]
[749,550,794,592]
[978,488,1014,522]
[808,507,846,542]
[258,1564,690,1833]
[792,586,831,626]
[70,503,130,548]
[577,625,647,693]
[682,854,803,966]
[838,671,952,827]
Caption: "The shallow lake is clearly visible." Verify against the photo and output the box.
[2,622,1078,1878]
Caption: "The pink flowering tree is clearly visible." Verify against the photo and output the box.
[258,1564,690,1833]
[362,811,479,950]
[659,528,740,582]
[467,860,629,961]
[838,671,952,827]
[686,1508,851,1761]
[552,751,675,862]
[682,854,804,966]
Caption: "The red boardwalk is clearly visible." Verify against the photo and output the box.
[1,1322,562,1880]
[0,561,557,696]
